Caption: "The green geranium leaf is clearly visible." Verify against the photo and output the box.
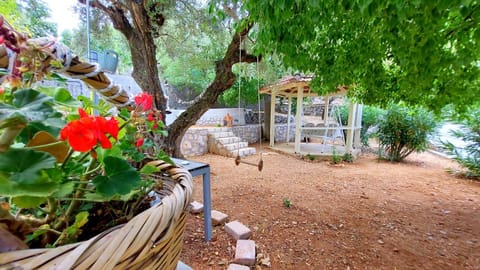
[49,73,68,83]
[96,145,123,163]
[119,108,131,120]
[156,151,174,165]
[92,156,141,197]
[0,172,60,197]
[0,148,56,183]
[52,182,75,198]
[0,149,61,197]
[12,196,46,208]
[0,89,55,129]
[53,88,81,107]
[140,164,160,175]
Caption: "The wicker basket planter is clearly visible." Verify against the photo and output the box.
[0,160,193,270]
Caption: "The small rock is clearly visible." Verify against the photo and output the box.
[211,210,228,226]
[377,239,384,244]
[189,201,204,214]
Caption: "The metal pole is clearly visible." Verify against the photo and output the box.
[86,1,99,112]
[86,0,90,62]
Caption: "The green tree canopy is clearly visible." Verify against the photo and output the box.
[245,1,480,112]
[0,0,56,37]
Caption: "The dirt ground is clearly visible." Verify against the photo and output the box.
[180,146,480,269]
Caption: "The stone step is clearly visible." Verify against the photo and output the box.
[223,142,249,151]
[206,127,232,133]
[215,136,242,145]
[229,147,256,157]
[209,131,235,138]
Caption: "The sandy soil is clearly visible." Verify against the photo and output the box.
[180,146,480,269]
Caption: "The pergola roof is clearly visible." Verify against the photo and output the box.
[259,75,347,97]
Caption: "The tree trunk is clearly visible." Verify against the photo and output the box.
[88,0,167,113]
[165,25,256,157]
[88,1,257,157]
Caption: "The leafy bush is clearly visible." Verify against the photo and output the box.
[342,153,354,163]
[331,148,342,164]
[377,104,436,162]
[442,109,480,178]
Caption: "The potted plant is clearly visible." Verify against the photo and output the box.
[0,16,192,269]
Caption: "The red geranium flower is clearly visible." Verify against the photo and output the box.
[134,93,153,111]
[147,112,155,122]
[60,109,119,152]
[135,138,144,148]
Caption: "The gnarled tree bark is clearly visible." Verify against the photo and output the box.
[81,1,257,157]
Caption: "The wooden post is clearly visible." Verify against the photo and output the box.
[345,102,357,153]
[269,92,276,147]
[286,96,292,144]
[354,104,363,148]
[294,87,304,153]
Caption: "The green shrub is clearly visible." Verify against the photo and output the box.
[283,198,292,208]
[331,148,342,164]
[360,106,384,145]
[442,109,480,178]
[377,104,436,162]
[342,153,354,163]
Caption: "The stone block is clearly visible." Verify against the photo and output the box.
[234,240,256,266]
[176,261,193,270]
[225,220,252,240]
[227,263,250,270]
[211,210,228,225]
[189,201,203,214]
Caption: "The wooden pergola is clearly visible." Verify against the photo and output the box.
[259,75,363,157]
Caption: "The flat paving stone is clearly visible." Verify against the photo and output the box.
[189,201,204,214]
[227,263,251,270]
[176,261,193,270]
[211,210,228,225]
[234,239,256,266]
[225,220,252,240]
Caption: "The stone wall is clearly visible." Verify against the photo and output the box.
[180,125,261,157]
[273,124,296,143]
[232,125,261,143]
[180,128,209,157]
[166,108,246,126]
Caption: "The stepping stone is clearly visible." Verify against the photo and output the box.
[225,220,252,240]
[189,201,203,214]
[234,240,256,266]
[211,210,228,225]
[227,263,250,270]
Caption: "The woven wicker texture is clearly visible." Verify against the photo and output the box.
[0,160,193,270]
[0,37,134,110]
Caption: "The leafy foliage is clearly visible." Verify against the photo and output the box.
[377,104,436,162]
[442,109,480,178]
[244,1,480,113]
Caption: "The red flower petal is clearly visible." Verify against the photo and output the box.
[135,138,144,148]
[134,93,153,111]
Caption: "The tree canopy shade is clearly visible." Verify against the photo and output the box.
[244,0,480,112]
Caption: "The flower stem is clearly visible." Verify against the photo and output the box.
[0,126,24,152]
[53,157,98,231]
